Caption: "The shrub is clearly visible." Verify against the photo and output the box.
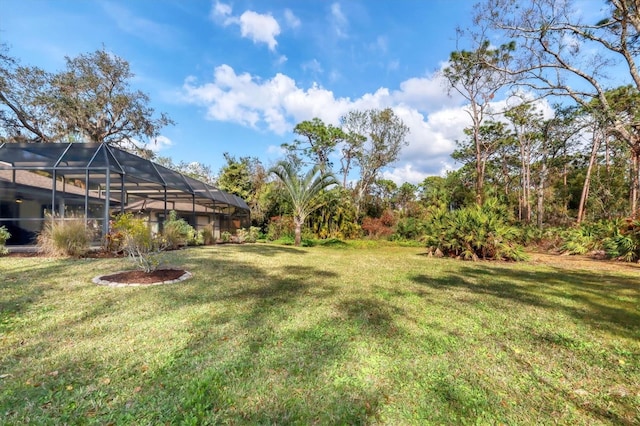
[603,218,640,262]
[162,211,196,249]
[107,212,161,272]
[220,231,232,243]
[37,219,93,257]
[0,225,11,256]
[362,210,396,239]
[423,200,527,261]
[266,216,294,241]
[236,228,248,243]
[200,226,215,245]
[393,217,425,241]
[558,220,620,255]
[236,226,261,243]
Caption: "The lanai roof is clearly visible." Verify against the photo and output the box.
[0,142,249,213]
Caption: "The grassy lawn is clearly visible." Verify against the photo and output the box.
[1,243,638,424]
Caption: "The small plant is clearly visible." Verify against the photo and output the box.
[235,226,261,244]
[37,219,93,257]
[108,213,162,272]
[200,226,215,245]
[0,225,11,256]
[236,228,247,243]
[603,218,640,262]
[220,231,232,243]
[162,211,196,250]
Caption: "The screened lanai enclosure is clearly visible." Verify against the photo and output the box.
[0,143,250,245]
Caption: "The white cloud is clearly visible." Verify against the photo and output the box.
[147,135,173,152]
[117,135,173,154]
[182,65,485,178]
[393,74,461,113]
[212,1,232,19]
[302,59,323,74]
[211,2,281,51]
[371,35,388,53]
[238,11,280,51]
[284,9,301,28]
[330,2,348,37]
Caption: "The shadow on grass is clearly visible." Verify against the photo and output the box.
[336,297,405,339]
[411,264,639,340]
[230,243,307,256]
[109,259,388,423]
[0,258,90,330]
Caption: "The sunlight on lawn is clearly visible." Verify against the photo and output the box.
[1,244,638,424]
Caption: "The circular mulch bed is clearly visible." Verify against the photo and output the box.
[93,268,192,287]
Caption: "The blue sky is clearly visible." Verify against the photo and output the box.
[0,0,599,183]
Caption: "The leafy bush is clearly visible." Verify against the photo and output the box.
[392,217,425,241]
[200,226,215,245]
[107,213,161,272]
[162,211,196,249]
[558,220,621,255]
[423,200,527,261]
[236,226,261,243]
[603,218,640,262]
[236,228,248,243]
[267,216,294,241]
[37,219,93,257]
[362,210,396,239]
[559,228,595,255]
[0,225,11,256]
[220,231,232,243]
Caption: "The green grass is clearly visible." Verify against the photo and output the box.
[1,244,639,424]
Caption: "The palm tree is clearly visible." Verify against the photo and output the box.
[269,161,338,246]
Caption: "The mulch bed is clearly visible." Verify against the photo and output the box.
[99,269,187,285]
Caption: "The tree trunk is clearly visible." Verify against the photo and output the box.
[631,151,639,218]
[294,217,302,246]
[519,139,531,222]
[536,158,547,228]
[577,132,601,224]
[475,128,484,205]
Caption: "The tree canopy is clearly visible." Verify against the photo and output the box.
[0,46,173,149]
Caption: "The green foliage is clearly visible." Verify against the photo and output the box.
[162,211,196,249]
[423,200,527,261]
[236,226,261,243]
[559,228,597,255]
[0,225,11,256]
[269,161,339,246]
[393,217,425,241]
[216,153,256,200]
[36,219,93,257]
[108,213,161,272]
[0,46,172,145]
[266,216,294,241]
[558,220,620,255]
[199,226,215,245]
[220,231,232,243]
[603,219,640,262]
[282,117,347,169]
